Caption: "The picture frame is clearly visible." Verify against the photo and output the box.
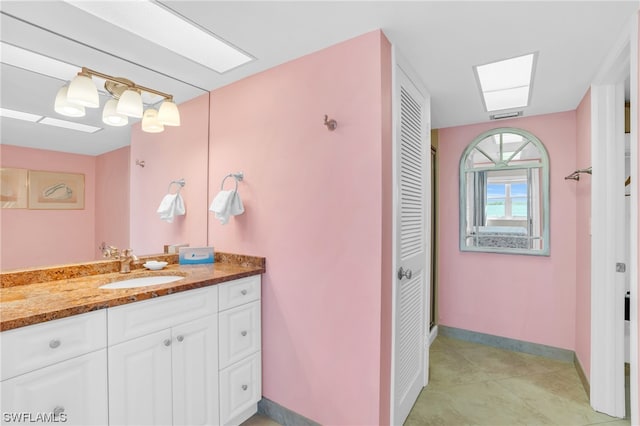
[28,170,85,210]
[0,168,28,209]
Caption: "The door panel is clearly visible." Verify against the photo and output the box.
[392,59,430,425]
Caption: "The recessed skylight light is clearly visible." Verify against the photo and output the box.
[64,0,253,73]
[1,107,102,133]
[474,53,536,112]
[0,42,79,81]
[0,107,43,122]
[39,117,102,133]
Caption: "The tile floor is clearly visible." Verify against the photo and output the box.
[242,335,630,426]
[405,335,629,426]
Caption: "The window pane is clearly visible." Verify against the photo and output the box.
[511,183,528,197]
[511,197,528,217]
[486,198,505,217]
[487,183,505,197]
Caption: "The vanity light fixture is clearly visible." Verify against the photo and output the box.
[55,67,180,132]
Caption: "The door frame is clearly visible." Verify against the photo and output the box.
[389,46,431,425]
[590,13,638,421]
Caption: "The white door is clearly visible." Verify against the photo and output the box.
[1,350,108,426]
[391,55,431,425]
[108,329,173,425]
[172,315,219,426]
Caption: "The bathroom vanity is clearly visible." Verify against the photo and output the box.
[0,253,264,426]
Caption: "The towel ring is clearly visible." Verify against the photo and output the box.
[168,179,185,194]
[220,172,244,191]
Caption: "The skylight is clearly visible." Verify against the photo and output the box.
[1,107,102,133]
[64,0,253,73]
[474,53,536,112]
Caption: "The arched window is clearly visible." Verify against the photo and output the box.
[460,128,549,255]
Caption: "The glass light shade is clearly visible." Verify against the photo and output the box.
[116,89,143,118]
[102,99,128,126]
[54,85,85,117]
[157,100,180,126]
[141,108,164,133]
[67,74,99,108]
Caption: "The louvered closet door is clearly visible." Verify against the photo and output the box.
[392,61,430,426]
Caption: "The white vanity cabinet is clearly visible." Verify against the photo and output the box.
[0,311,108,426]
[0,274,262,426]
[217,275,262,425]
[107,286,219,426]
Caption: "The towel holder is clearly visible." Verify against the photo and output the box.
[220,172,244,191]
[168,178,185,194]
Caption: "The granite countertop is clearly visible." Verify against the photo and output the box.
[0,252,265,332]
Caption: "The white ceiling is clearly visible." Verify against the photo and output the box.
[1,1,637,156]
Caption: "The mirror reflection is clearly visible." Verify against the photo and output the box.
[460,128,550,255]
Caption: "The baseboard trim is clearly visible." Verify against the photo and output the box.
[574,354,591,398]
[438,325,574,363]
[258,397,320,426]
[429,324,439,346]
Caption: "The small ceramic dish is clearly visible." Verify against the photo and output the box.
[143,261,168,271]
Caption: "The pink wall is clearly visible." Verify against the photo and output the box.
[95,146,130,252]
[438,112,578,350]
[574,90,592,378]
[208,31,391,425]
[1,145,96,270]
[129,93,210,255]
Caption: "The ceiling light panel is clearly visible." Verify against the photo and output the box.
[0,42,79,81]
[64,0,253,73]
[39,117,102,133]
[474,53,536,112]
[0,107,43,122]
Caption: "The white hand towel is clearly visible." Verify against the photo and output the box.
[209,190,244,224]
[157,193,186,223]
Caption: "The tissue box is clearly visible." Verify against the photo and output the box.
[179,247,214,265]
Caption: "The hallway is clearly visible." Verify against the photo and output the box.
[405,336,629,426]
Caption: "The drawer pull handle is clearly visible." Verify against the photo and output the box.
[53,406,65,416]
[176,335,184,342]
[241,330,248,337]
[163,339,172,347]
[241,289,248,296]
[49,339,61,349]
[241,384,248,391]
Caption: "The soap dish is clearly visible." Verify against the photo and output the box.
[143,261,168,271]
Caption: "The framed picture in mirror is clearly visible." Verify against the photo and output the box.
[0,168,28,209]
[28,170,85,210]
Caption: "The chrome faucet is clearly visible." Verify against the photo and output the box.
[101,244,139,273]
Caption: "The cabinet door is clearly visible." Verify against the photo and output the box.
[172,315,219,426]
[108,329,172,425]
[1,350,108,426]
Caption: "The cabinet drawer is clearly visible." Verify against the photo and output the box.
[218,275,260,311]
[1,349,108,426]
[108,286,218,345]
[1,310,106,381]
[218,301,261,369]
[219,352,261,425]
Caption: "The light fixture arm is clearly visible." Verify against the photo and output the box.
[80,67,173,101]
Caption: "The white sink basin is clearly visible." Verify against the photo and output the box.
[99,275,184,289]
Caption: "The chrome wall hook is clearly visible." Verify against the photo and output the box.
[324,115,337,131]
[136,159,145,168]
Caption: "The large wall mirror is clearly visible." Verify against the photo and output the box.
[459,128,550,255]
